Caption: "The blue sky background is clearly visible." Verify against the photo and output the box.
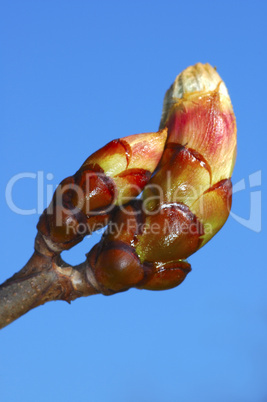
[1,1,266,401]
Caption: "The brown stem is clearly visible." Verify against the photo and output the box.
[0,235,101,329]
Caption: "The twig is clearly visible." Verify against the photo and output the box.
[0,234,100,329]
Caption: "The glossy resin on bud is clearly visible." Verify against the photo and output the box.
[87,63,237,294]
[37,129,167,253]
[159,63,237,247]
[87,200,191,293]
